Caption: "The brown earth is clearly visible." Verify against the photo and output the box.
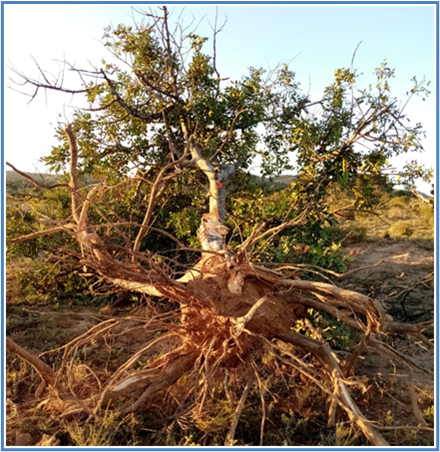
[342,239,434,445]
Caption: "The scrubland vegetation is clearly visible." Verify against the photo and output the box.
[5,6,434,447]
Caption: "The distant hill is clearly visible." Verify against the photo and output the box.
[6,170,298,193]
[254,174,297,188]
[6,170,431,200]
[5,171,101,193]
[6,171,64,192]
[266,174,297,188]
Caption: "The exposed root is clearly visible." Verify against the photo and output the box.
[251,362,267,446]
[407,371,429,427]
[6,259,433,445]
[6,155,434,448]
[6,337,66,396]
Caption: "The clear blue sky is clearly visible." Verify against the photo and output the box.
[3,3,437,192]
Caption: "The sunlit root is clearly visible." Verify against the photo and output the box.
[6,261,433,446]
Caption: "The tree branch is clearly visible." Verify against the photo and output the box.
[6,162,69,190]
[101,70,173,122]
[6,224,77,244]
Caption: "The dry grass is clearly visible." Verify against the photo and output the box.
[333,195,433,243]
[389,221,414,238]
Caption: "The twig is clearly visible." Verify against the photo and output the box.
[224,374,255,446]
[397,271,434,313]
[375,425,433,432]
[251,362,266,446]
[368,336,433,377]
[407,371,428,427]
[6,223,77,244]
[332,208,390,225]
[341,254,410,278]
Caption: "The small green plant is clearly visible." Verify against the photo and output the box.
[194,400,235,438]
[66,409,133,446]
[281,410,310,445]
[424,405,434,427]
[179,434,202,447]
[318,423,361,446]
[384,410,396,426]
[323,321,353,350]
[303,309,353,350]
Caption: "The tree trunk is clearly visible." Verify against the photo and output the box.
[208,163,236,221]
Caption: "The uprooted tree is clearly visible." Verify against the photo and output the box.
[6,7,433,446]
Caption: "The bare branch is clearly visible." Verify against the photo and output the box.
[224,374,255,446]
[8,59,91,104]
[101,70,173,122]
[132,146,190,259]
[6,162,69,190]
[247,208,309,248]
[64,124,81,223]
[6,223,76,245]
[6,337,66,395]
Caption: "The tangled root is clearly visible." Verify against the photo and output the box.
[6,260,433,446]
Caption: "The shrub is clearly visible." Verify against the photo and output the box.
[389,195,413,208]
[392,190,413,198]
[388,221,414,238]
[342,225,367,244]
[66,410,133,446]
[7,256,110,306]
[387,206,407,219]
[418,203,434,223]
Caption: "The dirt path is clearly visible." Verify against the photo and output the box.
[342,238,434,440]
[342,239,433,314]
[344,239,433,282]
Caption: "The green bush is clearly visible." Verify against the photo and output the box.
[392,190,413,199]
[7,257,107,306]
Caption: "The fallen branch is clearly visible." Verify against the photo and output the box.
[407,371,428,427]
[277,331,389,447]
[224,374,256,446]
[6,223,77,244]
[6,337,65,394]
